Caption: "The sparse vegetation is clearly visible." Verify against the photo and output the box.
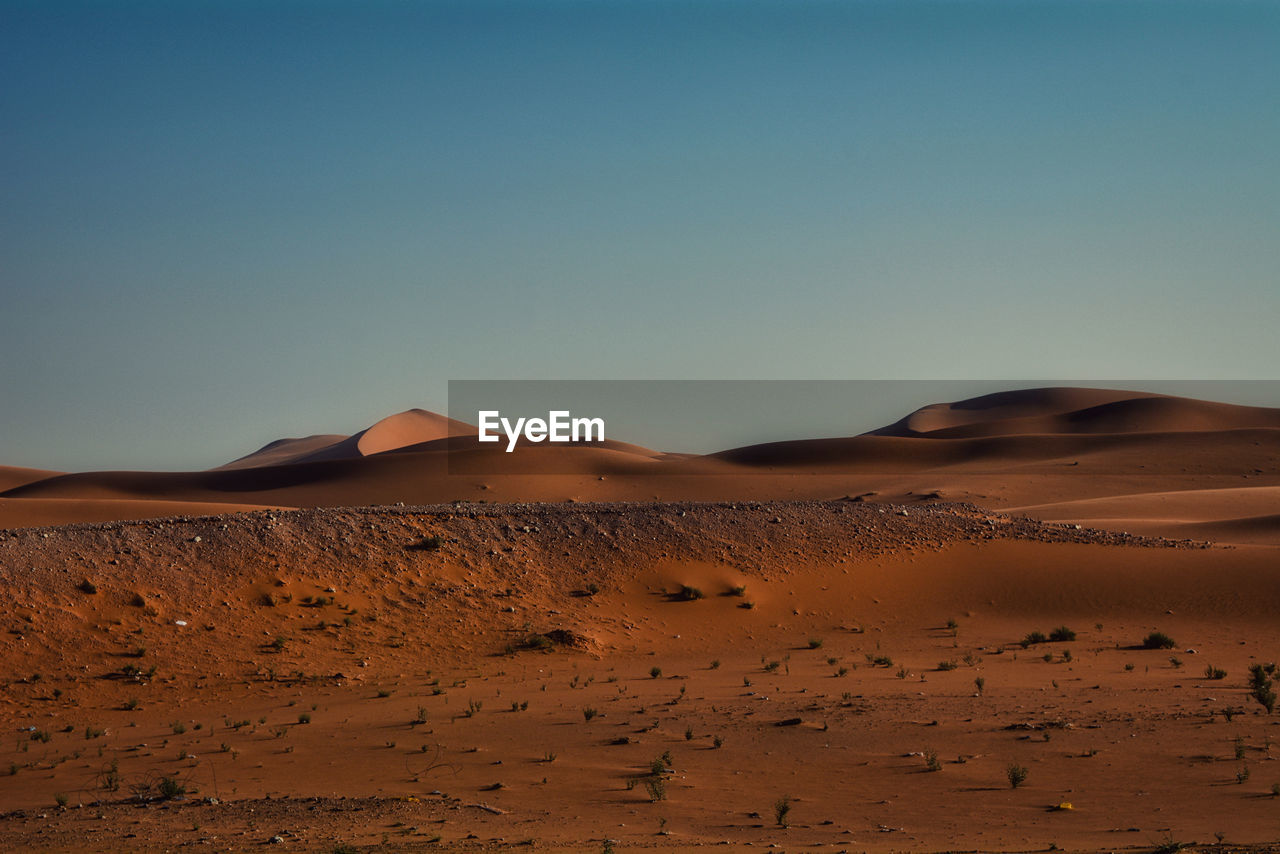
[1048,626,1076,643]
[1006,762,1029,789]
[773,794,793,827]
[1142,631,1177,650]
[1021,630,1047,647]
[650,666,662,679]
[157,775,186,800]
[636,754,671,802]
[923,748,941,772]
[1204,665,1227,680]
[676,585,704,601]
[1249,664,1277,713]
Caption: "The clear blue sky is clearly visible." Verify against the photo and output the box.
[3,1,1278,471]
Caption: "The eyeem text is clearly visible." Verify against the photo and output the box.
[477,410,605,452]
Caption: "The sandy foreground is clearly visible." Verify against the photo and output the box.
[1,500,1278,852]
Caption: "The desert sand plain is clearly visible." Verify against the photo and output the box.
[1,388,1278,852]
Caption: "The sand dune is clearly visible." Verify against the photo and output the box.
[869,386,1280,439]
[215,434,348,470]
[294,408,475,463]
[3,389,1277,540]
[0,465,61,492]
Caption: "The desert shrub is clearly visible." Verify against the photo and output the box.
[974,676,985,695]
[582,707,598,721]
[1006,762,1028,789]
[808,638,823,649]
[937,660,957,672]
[1142,631,1177,650]
[1049,626,1076,643]
[1204,665,1227,680]
[650,666,662,679]
[676,585,704,601]
[924,748,941,772]
[774,794,793,827]
[1021,630,1047,647]
[729,585,747,597]
[417,535,443,551]
[1248,664,1277,713]
[639,755,669,802]
[157,776,186,800]
[522,634,554,651]
[763,660,781,673]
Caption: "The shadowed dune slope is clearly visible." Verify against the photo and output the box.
[215,434,348,470]
[0,465,61,492]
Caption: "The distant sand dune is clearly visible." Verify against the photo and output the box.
[3,388,1277,538]
[869,386,1280,439]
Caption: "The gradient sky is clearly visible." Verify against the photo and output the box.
[3,0,1278,471]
